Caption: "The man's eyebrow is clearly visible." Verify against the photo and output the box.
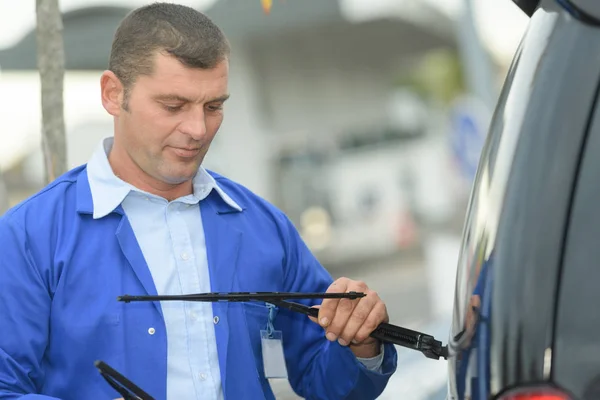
[152,94,230,103]
[152,94,192,103]
[207,94,230,103]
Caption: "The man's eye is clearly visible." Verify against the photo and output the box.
[163,104,182,112]
[207,104,223,112]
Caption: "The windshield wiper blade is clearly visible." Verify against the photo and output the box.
[117,291,448,360]
[95,360,155,400]
[118,291,366,303]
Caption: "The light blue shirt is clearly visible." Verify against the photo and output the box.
[86,137,383,400]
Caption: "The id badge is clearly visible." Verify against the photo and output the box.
[261,329,288,379]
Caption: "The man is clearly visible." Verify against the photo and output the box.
[0,3,397,399]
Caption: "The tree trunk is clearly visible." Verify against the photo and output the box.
[0,171,9,216]
[36,0,67,184]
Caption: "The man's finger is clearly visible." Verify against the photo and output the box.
[353,301,388,344]
[324,295,357,343]
[308,304,321,324]
[322,279,368,343]
[337,291,378,346]
[318,278,349,328]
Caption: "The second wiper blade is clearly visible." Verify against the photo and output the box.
[118,291,366,303]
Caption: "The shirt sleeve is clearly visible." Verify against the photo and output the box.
[276,212,398,400]
[356,343,385,373]
[0,216,53,398]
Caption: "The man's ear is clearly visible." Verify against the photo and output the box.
[100,71,124,116]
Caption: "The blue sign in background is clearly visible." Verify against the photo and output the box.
[450,98,490,182]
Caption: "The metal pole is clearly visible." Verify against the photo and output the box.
[455,0,497,110]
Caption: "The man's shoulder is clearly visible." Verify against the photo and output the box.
[2,165,86,224]
[207,169,288,220]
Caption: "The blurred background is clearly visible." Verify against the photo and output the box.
[0,0,529,398]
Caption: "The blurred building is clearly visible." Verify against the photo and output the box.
[0,0,464,266]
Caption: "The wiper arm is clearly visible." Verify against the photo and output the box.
[117,291,448,360]
[263,298,448,360]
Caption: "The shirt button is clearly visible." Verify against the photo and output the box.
[148,327,156,335]
[181,252,190,260]
[199,373,207,381]
[213,316,220,324]
[190,312,198,321]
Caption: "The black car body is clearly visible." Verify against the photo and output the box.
[446,0,600,399]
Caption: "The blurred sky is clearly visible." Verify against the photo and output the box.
[0,0,529,65]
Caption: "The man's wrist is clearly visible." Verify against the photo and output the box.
[355,342,385,373]
[349,339,381,358]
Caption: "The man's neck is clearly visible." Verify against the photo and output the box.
[107,149,193,202]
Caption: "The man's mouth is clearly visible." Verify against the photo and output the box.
[170,147,201,158]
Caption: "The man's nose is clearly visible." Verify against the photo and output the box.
[180,108,206,140]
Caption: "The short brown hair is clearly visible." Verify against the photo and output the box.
[108,2,230,108]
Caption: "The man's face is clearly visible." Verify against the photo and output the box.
[110,53,229,186]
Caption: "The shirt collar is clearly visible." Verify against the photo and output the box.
[87,137,242,219]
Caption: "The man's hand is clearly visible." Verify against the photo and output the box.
[310,277,389,359]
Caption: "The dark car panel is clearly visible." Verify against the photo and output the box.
[553,82,600,398]
[448,0,600,398]
[490,0,600,390]
[569,0,600,22]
